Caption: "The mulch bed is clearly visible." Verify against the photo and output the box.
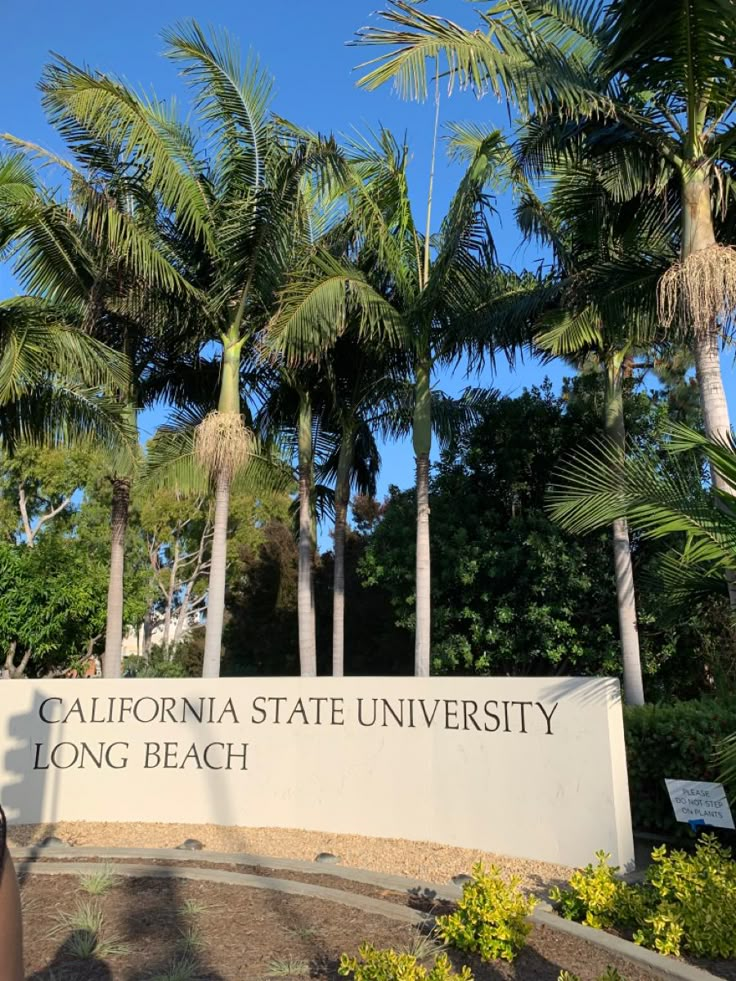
[18,870,674,981]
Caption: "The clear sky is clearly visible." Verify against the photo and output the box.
[2,0,732,508]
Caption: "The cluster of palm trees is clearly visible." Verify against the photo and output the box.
[2,1,736,700]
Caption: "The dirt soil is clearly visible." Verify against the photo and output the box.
[20,872,672,981]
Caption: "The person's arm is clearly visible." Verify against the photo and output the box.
[0,808,24,981]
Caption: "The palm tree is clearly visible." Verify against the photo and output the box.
[0,156,133,452]
[41,23,345,676]
[355,0,736,483]
[1,111,197,678]
[548,424,734,703]
[507,166,679,702]
[270,126,509,675]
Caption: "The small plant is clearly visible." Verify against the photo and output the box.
[149,955,199,981]
[177,925,207,955]
[435,862,536,963]
[338,945,473,981]
[398,932,447,962]
[79,864,118,895]
[52,900,130,959]
[179,898,214,918]
[267,957,310,977]
[549,852,625,930]
[633,835,736,958]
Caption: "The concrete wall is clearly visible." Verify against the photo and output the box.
[0,676,634,869]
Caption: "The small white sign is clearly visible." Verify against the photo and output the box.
[665,779,735,829]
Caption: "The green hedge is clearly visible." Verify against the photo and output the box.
[624,697,736,837]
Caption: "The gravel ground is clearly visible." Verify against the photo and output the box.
[8,821,572,890]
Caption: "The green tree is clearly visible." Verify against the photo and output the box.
[270,126,510,674]
[356,0,736,504]
[43,23,344,676]
[508,166,678,702]
[2,89,196,676]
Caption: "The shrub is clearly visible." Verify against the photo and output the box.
[624,697,736,836]
[338,945,472,981]
[552,836,736,959]
[549,852,626,930]
[633,836,736,957]
[435,863,536,963]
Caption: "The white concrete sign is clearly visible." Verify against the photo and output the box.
[665,779,735,829]
[0,677,634,868]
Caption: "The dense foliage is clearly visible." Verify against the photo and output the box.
[624,698,736,835]
[358,379,733,694]
[435,864,535,963]
[551,836,736,959]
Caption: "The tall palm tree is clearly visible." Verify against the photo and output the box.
[41,23,345,676]
[507,166,678,703]
[356,0,736,480]
[1,116,197,678]
[270,126,509,674]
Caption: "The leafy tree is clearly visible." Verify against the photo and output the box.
[356,0,736,531]
[271,125,511,674]
[359,379,722,686]
[506,164,678,702]
[43,23,343,676]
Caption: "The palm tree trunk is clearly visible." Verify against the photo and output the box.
[682,175,736,604]
[201,333,241,677]
[413,356,432,676]
[103,477,130,679]
[332,430,352,676]
[682,176,732,448]
[202,473,231,677]
[298,393,317,676]
[605,354,645,706]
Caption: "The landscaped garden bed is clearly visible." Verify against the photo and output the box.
[20,871,666,981]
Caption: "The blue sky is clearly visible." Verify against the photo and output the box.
[2,0,732,507]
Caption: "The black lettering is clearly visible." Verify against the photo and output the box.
[512,701,534,734]
[444,699,459,730]
[226,743,249,770]
[252,697,267,723]
[160,697,177,723]
[144,743,161,768]
[357,698,377,726]
[484,700,500,732]
[33,742,49,769]
[309,697,328,725]
[105,742,128,769]
[50,743,79,769]
[382,699,404,727]
[133,697,159,724]
[331,698,344,725]
[268,697,287,723]
[180,744,202,769]
[217,698,238,724]
[181,698,203,723]
[537,701,559,735]
[89,698,105,723]
[462,700,481,731]
[286,698,308,725]
[418,699,441,727]
[39,698,62,724]
[203,742,225,769]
